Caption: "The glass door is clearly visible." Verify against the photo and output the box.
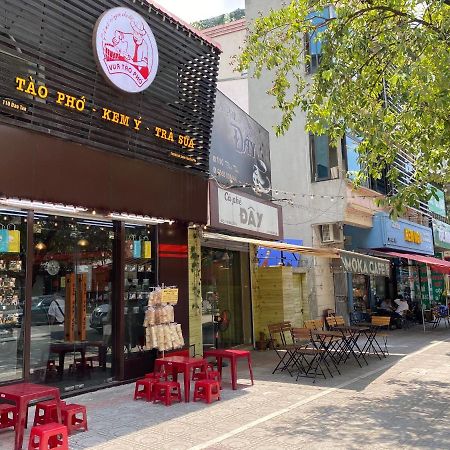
[30,215,114,393]
[201,248,245,348]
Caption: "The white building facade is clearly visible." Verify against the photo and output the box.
[204,0,449,323]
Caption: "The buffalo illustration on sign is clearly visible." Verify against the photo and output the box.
[93,7,159,94]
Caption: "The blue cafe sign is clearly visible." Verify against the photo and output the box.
[346,213,434,255]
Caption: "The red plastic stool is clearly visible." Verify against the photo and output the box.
[33,400,65,426]
[192,362,213,380]
[134,378,158,402]
[0,404,17,430]
[28,422,68,450]
[207,370,222,389]
[193,380,221,404]
[153,381,182,406]
[61,403,88,434]
[144,371,167,381]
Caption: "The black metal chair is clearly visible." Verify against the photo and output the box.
[267,322,295,376]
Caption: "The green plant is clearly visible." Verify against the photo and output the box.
[189,233,202,312]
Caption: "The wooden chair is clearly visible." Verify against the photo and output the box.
[370,316,391,356]
[304,319,324,330]
[290,328,329,381]
[325,315,346,329]
[267,322,295,376]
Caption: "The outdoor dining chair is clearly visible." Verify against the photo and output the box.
[369,316,391,357]
[267,322,295,376]
[290,327,329,382]
[304,319,324,330]
[325,315,346,329]
[431,306,450,329]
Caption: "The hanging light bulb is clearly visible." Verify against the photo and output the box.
[77,238,89,247]
[35,241,46,251]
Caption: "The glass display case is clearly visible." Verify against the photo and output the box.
[0,209,27,382]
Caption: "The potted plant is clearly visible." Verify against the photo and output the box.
[255,331,268,351]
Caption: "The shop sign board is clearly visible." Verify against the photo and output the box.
[340,251,390,277]
[0,1,219,175]
[432,219,450,250]
[346,213,434,255]
[93,7,159,94]
[210,91,271,199]
[428,185,447,217]
[209,182,282,240]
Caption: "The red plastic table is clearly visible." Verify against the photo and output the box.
[154,356,208,402]
[0,383,62,450]
[203,349,254,390]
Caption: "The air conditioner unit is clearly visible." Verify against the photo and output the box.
[320,224,334,243]
[319,223,343,244]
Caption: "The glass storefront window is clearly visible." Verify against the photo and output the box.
[0,209,27,382]
[124,224,156,358]
[352,274,369,312]
[30,215,114,392]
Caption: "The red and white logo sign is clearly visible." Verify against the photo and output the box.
[93,7,159,94]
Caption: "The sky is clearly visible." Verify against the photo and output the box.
[155,0,245,23]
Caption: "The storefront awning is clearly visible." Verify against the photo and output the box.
[377,250,450,274]
[202,232,341,258]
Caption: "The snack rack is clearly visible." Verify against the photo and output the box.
[0,255,23,329]
[143,285,184,356]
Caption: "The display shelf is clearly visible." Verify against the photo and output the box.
[143,286,184,353]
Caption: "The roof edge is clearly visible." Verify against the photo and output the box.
[202,18,247,38]
[146,1,222,52]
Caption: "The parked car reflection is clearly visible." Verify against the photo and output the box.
[90,303,110,333]
[31,295,55,325]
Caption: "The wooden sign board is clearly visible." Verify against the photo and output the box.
[65,274,75,342]
[77,273,87,341]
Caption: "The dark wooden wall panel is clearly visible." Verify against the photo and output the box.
[0,0,220,174]
[0,123,208,223]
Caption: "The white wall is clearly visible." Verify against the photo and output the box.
[246,0,344,317]
[206,25,249,112]
[203,2,345,317]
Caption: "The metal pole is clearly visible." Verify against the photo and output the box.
[416,262,426,333]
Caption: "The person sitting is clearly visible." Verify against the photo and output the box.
[394,295,409,316]
[376,298,401,328]
[380,298,393,311]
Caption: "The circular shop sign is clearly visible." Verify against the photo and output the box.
[93,7,159,94]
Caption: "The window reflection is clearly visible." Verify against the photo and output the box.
[30,215,114,391]
[0,209,27,382]
[124,224,156,358]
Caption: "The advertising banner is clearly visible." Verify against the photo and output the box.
[210,91,271,199]
[432,219,450,250]
[428,185,447,217]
